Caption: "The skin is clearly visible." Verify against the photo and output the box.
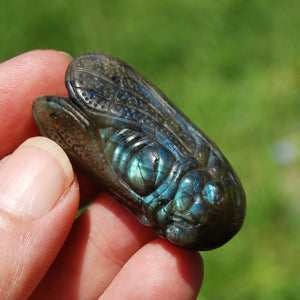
[0,50,203,299]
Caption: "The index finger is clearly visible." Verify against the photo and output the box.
[0,50,71,157]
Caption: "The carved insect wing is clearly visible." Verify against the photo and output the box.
[64,52,196,159]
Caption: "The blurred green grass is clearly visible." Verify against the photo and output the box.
[1,0,299,298]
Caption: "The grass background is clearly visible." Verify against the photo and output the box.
[1,0,299,298]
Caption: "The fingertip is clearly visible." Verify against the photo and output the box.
[0,136,79,299]
[102,239,203,299]
[164,240,204,295]
[0,136,75,219]
[22,136,74,189]
[57,51,73,61]
[0,49,72,157]
[147,239,204,297]
[23,49,72,70]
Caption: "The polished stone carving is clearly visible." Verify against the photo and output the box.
[33,52,246,250]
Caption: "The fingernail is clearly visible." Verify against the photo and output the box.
[0,137,74,218]
[58,51,73,61]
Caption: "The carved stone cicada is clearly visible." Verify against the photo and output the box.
[33,52,246,250]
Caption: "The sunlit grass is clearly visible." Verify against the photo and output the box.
[0,0,298,298]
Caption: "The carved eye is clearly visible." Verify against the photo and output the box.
[202,182,223,206]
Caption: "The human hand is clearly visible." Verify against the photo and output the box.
[0,50,203,299]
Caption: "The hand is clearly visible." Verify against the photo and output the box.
[0,50,203,299]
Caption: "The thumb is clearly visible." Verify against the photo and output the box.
[0,137,79,299]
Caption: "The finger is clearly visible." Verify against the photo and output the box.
[0,50,98,202]
[0,137,79,299]
[30,193,158,299]
[102,239,203,300]
[0,50,71,157]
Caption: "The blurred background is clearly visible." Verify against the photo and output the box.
[0,0,299,298]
